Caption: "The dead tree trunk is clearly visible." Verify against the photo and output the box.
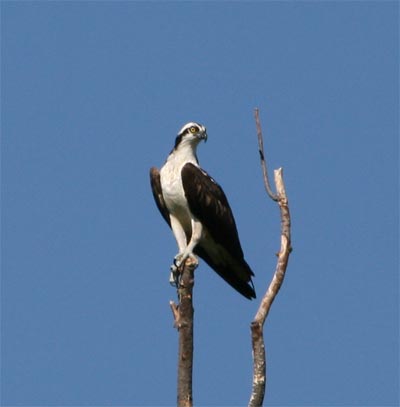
[170,258,197,407]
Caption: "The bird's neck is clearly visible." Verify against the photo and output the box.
[168,141,199,167]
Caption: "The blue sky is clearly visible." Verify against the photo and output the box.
[1,1,398,406]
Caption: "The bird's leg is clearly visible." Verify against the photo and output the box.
[169,216,190,286]
[170,218,202,283]
[169,217,202,286]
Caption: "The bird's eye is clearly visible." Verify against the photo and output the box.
[189,126,198,133]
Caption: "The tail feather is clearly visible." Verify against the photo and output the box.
[194,246,256,300]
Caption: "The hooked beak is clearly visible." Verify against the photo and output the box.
[198,131,208,143]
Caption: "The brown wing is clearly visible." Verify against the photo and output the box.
[149,167,171,227]
[181,163,255,299]
[181,163,243,256]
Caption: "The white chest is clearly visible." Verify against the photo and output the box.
[159,151,198,215]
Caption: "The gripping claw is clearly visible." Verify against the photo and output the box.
[169,263,179,287]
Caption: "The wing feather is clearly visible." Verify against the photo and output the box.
[181,163,243,257]
[181,163,255,299]
[149,167,171,227]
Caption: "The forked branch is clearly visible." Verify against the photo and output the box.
[248,109,292,407]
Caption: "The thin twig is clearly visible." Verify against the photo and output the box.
[170,258,197,407]
[248,109,292,407]
[254,108,279,202]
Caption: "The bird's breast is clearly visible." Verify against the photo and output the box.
[160,161,189,215]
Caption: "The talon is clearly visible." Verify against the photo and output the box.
[169,268,179,287]
[169,253,198,288]
[173,253,185,271]
[169,257,181,287]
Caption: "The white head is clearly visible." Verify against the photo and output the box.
[173,122,208,150]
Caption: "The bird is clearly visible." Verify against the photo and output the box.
[149,122,256,299]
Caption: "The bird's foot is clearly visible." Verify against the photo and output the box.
[169,264,179,287]
[169,254,184,287]
[169,253,198,287]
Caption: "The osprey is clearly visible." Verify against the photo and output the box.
[150,122,256,299]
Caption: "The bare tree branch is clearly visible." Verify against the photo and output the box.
[170,258,197,407]
[254,108,279,202]
[248,109,292,407]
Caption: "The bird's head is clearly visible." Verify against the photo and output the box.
[174,122,208,150]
